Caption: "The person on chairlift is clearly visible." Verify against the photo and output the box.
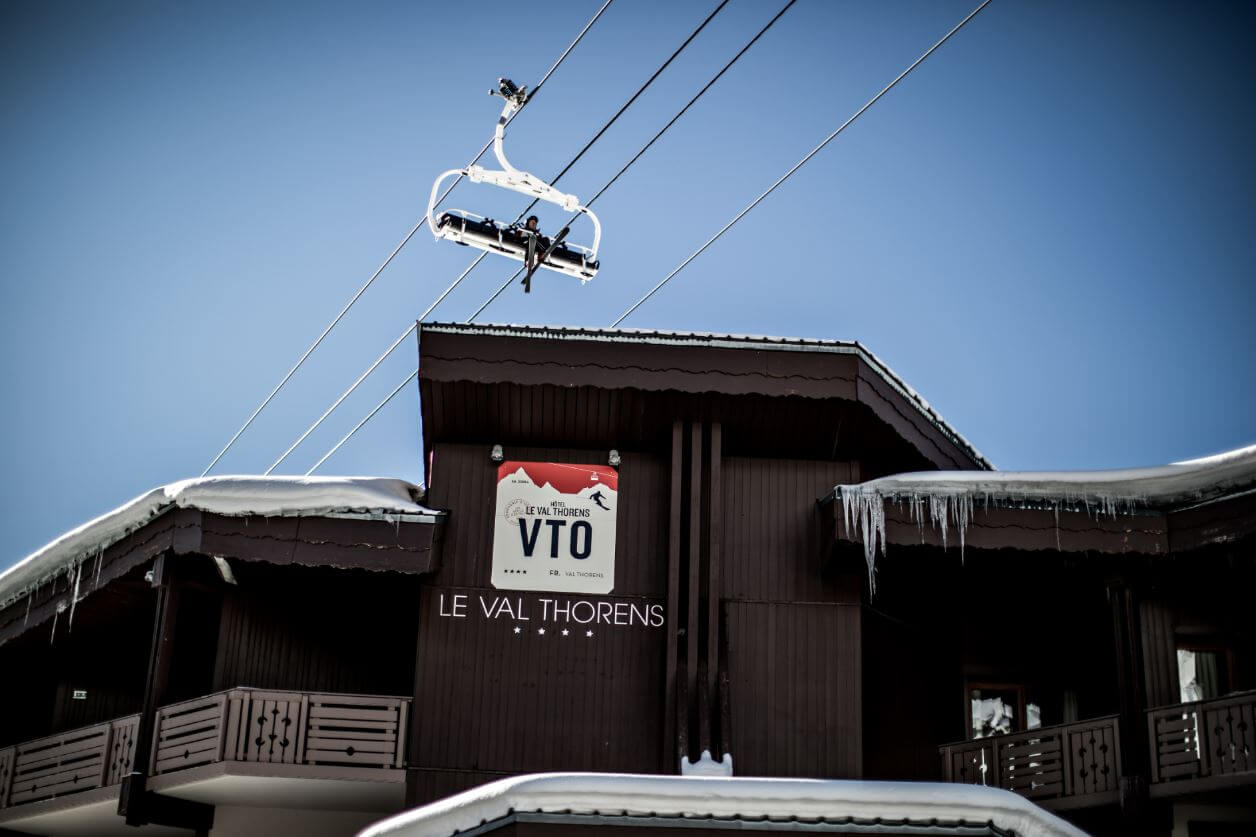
[523,215,550,267]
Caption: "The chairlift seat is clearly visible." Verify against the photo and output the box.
[436,211,599,282]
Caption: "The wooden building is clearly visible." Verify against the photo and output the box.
[0,323,1251,837]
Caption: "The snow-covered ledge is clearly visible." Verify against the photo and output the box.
[359,772,1087,837]
[835,443,1256,589]
[0,475,441,613]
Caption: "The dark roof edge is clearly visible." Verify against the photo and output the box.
[418,322,993,470]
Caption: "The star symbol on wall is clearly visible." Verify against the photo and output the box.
[561,629,570,636]
[586,630,594,637]
[513,626,521,635]
[537,627,546,635]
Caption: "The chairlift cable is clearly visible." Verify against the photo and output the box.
[289,0,735,469]
[264,322,419,474]
[424,0,732,316]
[202,0,612,477]
[305,368,419,476]
[267,239,492,473]
[612,0,994,326]
[466,0,797,322]
[611,0,994,327]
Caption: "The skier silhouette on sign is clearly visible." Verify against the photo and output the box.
[589,490,610,511]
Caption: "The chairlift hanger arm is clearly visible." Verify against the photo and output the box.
[426,76,603,280]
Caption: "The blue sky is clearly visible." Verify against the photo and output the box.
[2,0,1253,569]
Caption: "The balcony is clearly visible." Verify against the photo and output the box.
[147,688,411,811]
[1148,689,1256,798]
[939,715,1122,810]
[0,688,410,834]
[0,714,138,809]
[0,714,139,834]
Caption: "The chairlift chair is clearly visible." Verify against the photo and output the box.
[427,79,602,282]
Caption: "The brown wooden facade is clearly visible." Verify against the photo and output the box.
[0,323,1252,837]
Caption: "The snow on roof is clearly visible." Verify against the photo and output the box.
[0,476,441,612]
[835,443,1256,589]
[420,322,993,470]
[358,772,1086,837]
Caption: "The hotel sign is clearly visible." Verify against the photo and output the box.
[491,461,618,595]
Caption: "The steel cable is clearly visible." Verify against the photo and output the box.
[288,0,735,472]
[295,0,993,470]
[468,0,798,322]
[422,0,733,323]
[202,0,613,476]
[611,0,994,327]
[305,369,419,475]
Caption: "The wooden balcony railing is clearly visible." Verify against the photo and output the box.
[939,715,1121,809]
[1148,689,1256,792]
[151,688,410,777]
[0,714,138,809]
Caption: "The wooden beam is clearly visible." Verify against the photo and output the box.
[687,422,703,761]
[118,555,215,832]
[663,421,683,771]
[706,422,722,756]
[1107,582,1150,833]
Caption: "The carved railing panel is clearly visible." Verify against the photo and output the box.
[1202,697,1255,777]
[1150,690,1256,786]
[940,739,996,787]
[8,722,110,806]
[238,691,305,765]
[940,715,1121,806]
[105,714,140,786]
[153,688,410,777]
[1148,705,1202,783]
[1066,718,1120,796]
[304,693,408,769]
[997,731,1065,799]
[153,693,229,775]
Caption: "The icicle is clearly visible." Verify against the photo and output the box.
[50,600,66,644]
[955,492,972,564]
[908,494,925,543]
[24,594,32,625]
[839,488,885,594]
[1054,504,1061,551]
[928,495,949,549]
[68,562,83,632]
[94,549,104,587]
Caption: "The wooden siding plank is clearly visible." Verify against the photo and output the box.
[687,422,702,759]
[664,421,684,771]
[726,601,861,778]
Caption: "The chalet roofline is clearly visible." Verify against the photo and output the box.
[0,475,442,613]
[830,443,1256,571]
[419,322,992,471]
[833,442,1256,512]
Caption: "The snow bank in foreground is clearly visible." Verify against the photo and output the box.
[836,443,1256,590]
[0,476,439,613]
[359,772,1086,837]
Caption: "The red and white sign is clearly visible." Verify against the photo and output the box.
[491,461,618,595]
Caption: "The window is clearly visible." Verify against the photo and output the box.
[967,683,1043,739]
[1177,643,1233,703]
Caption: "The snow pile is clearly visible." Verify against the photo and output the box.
[358,772,1086,837]
[680,749,733,776]
[837,443,1256,589]
[0,476,439,614]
